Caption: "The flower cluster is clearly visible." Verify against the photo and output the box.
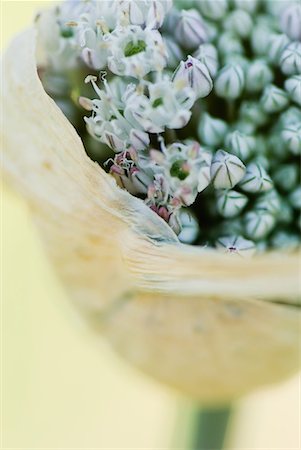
[37,0,301,255]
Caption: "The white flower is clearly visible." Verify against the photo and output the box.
[244,210,276,240]
[210,150,246,189]
[124,77,196,133]
[172,55,213,99]
[121,0,172,29]
[85,77,149,152]
[108,25,167,78]
[198,113,228,147]
[280,41,301,75]
[284,75,301,106]
[216,235,256,257]
[239,162,273,193]
[246,59,273,93]
[280,2,301,41]
[261,84,289,113]
[215,64,245,99]
[216,190,248,218]
[175,9,208,50]
[194,43,219,78]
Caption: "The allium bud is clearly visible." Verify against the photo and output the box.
[244,210,276,240]
[198,113,228,147]
[225,130,255,160]
[234,120,256,135]
[224,10,253,39]
[281,124,301,155]
[246,59,273,93]
[218,32,244,56]
[172,56,213,99]
[278,106,301,127]
[280,2,301,41]
[268,33,290,65]
[289,186,301,210]
[270,231,300,251]
[197,0,228,20]
[251,24,272,56]
[273,164,299,192]
[194,43,219,78]
[284,75,301,106]
[129,129,150,151]
[175,9,208,50]
[197,148,212,192]
[233,0,259,14]
[216,235,256,257]
[278,199,294,224]
[164,36,184,69]
[280,42,301,75]
[254,190,281,216]
[239,101,268,127]
[239,162,273,193]
[216,190,248,218]
[261,84,289,113]
[215,64,245,99]
[177,210,199,244]
[211,150,246,189]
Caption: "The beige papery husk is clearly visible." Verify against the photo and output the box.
[2,28,301,404]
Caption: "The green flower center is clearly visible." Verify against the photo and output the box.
[124,40,147,57]
[170,160,189,180]
[152,97,164,108]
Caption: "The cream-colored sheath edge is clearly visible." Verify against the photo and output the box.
[1,28,301,403]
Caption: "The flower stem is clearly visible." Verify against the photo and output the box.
[190,405,233,450]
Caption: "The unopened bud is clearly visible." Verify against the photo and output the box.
[273,164,299,192]
[289,186,301,210]
[216,190,248,218]
[224,9,253,39]
[197,0,228,20]
[281,124,301,155]
[176,9,208,50]
[194,43,219,78]
[246,59,273,92]
[198,113,228,147]
[177,210,199,244]
[244,210,276,240]
[239,162,273,193]
[216,235,256,257]
[254,190,281,216]
[280,2,301,41]
[225,130,255,160]
[284,75,301,106]
[268,33,290,64]
[211,150,246,189]
[280,42,301,75]
[215,64,245,99]
[218,32,244,56]
[172,55,213,99]
[261,84,289,113]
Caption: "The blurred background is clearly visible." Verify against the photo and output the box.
[1,1,300,449]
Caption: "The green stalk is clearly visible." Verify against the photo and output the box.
[171,403,233,450]
[190,406,233,450]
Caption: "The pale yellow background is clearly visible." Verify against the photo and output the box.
[1,2,300,449]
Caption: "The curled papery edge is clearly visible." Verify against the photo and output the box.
[1,28,301,403]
